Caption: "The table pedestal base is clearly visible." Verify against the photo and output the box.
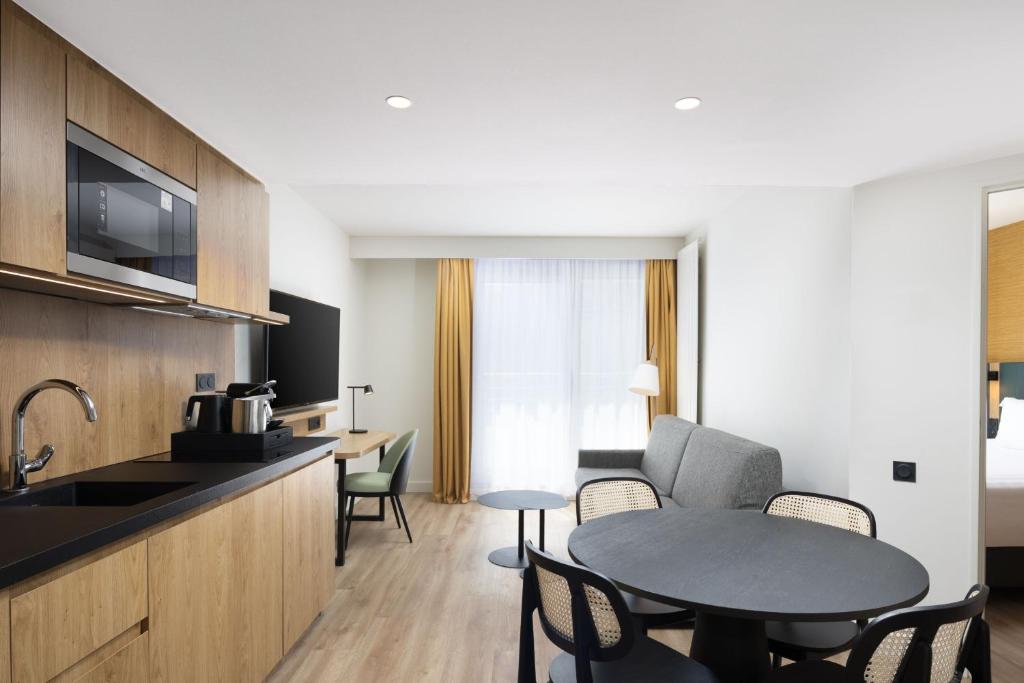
[488,546,529,569]
[690,612,770,683]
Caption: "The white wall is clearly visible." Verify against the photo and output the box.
[355,260,437,491]
[851,153,1024,603]
[235,184,370,466]
[698,187,853,497]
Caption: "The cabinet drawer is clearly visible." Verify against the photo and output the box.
[73,632,148,683]
[67,55,197,188]
[11,541,147,683]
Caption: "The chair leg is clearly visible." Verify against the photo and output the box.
[345,495,355,550]
[772,653,782,669]
[390,496,402,529]
[395,495,413,543]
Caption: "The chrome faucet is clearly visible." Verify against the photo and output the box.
[8,380,98,492]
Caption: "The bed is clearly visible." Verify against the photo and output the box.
[987,440,1024,545]
[987,438,1024,586]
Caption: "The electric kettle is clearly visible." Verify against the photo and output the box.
[184,393,230,433]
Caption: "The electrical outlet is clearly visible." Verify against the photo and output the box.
[195,373,216,392]
[893,461,916,483]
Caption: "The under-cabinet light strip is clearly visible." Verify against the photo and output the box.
[0,268,168,303]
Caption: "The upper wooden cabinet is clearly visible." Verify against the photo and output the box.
[67,54,197,188]
[1,0,272,318]
[0,0,67,275]
[197,144,270,315]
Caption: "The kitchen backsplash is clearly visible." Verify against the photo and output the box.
[0,288,234,483]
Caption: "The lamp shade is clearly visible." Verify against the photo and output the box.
[628,361,660,397]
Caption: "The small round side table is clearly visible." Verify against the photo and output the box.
[477,489,568,569]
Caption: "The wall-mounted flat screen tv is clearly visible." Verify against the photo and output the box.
[264,290,340,410]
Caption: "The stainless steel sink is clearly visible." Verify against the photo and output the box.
[0,480,196,507]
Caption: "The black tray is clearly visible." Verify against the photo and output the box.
[171,426,293,455]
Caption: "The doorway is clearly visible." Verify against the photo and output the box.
[983,184,1024,677]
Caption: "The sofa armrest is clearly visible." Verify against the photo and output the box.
[577,449,644,470]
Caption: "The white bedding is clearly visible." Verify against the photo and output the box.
[986,439,1024,547]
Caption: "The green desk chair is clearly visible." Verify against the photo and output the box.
[344,429,418,548]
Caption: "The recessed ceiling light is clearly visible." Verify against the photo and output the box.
[386,95,412,109]
[674,97,702,111]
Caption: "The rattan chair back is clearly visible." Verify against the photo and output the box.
[763,490,877,537]
[576,477,662,525]
[844,585,989,683]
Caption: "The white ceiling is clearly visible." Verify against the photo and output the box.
[19,0,1024,236]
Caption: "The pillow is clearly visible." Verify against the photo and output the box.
[997,397,1024,449]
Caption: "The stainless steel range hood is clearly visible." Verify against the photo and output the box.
[128,302,283,325]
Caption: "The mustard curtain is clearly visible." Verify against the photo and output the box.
[645,260,677,429]
[433,259,474,504]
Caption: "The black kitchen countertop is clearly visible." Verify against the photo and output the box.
[0,436,338,589]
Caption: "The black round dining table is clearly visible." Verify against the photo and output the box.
[567,508,929,683]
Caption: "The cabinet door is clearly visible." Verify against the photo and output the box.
[10,542,147,683]
[148,481,283,683]
[0,0,66,274]
[196,145,269,315]
[282,455,335,652]
[67,54,196,188]
[74,632,148,683]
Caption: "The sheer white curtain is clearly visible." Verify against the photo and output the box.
[471,259,647,496]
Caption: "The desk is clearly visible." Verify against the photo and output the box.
[328,429,396,566]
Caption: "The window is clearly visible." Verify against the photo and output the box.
[471,259,647,495]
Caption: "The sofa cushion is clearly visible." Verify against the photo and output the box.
[640,415,698,495]
[670,427,782,510]
[575,467,668,495]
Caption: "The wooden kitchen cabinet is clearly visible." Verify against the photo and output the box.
[67,54,197,188]
[282,455,336,652]
[197,144,270,316]
[74,632,149,683]
[148,479,284,683]
[0,0,67,275]
[9,541,147,683]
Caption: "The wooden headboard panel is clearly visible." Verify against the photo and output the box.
[0,288,234,483]
[989,219,1024,362]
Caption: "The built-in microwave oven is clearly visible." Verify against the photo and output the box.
[66,122,197,299]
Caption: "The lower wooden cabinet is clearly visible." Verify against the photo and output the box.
[9,542,147,683]
[282,455,336,652]
[148,479,284,683]
[74,632,149,683]
[0,454,336,683]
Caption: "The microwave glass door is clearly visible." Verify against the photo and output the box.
[66,123,197,298]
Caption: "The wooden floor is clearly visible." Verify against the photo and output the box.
[269,494,1024,682]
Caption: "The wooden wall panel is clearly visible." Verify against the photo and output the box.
[148,479,283,683]
[988,220,1024,362]
[0,289,234,483]
[0,0,67,274]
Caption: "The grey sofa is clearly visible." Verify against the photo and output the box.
[576,415,782,510]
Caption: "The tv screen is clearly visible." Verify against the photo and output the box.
[265,290,340,410]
